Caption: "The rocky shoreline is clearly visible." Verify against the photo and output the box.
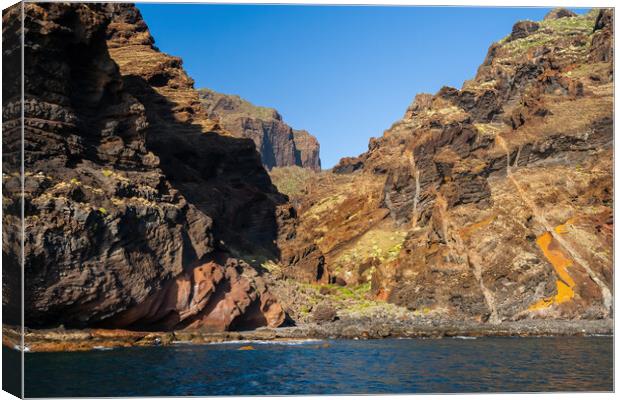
[3,319,612,353]
[2,4,614,353]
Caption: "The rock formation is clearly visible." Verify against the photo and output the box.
[2,2,285,330]
[2,4,614,334]
[199,88,321,170]
[288,8,613,323]
[2,2,23,327]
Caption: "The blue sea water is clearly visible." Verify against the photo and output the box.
[20,336,612,397]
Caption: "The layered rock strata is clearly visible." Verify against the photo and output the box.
[290,8,613,323]
[2,2,285,330]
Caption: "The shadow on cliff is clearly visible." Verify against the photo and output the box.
[121,75,286,265]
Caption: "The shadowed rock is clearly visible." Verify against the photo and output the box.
[3,2,285,331]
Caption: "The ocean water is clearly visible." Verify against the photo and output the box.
[21,336,612,397]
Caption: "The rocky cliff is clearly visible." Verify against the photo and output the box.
[281,8,613,323]
[2,2,285,331]
[199,88,321,170]
[2,2,23,327]
[2,4,614,335]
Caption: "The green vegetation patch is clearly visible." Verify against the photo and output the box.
[539,13,596,33]
[333,228,407,273]
[269,166,316,197]
[499,14,595,58]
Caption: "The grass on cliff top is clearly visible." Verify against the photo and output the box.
[498,13,596,56]
[269,166,317,197]
[198,88,277,121]
[539,12,597,33]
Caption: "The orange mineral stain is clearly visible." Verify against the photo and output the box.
[528,230,576,311]
[553,217,575,235]
[458,214,496,240]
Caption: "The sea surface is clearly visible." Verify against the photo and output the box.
[21,336,613,396]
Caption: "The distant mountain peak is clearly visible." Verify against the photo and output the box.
[198,88,321,171]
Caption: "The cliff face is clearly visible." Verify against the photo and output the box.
[2,4,613,333]
[3,3,285,330]
[2,3,23,327]
[199,88,321,171]
[285,9,613,323]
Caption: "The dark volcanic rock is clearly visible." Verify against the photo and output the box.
[276,204,327,284]
[590,9,614,63]
[2,3,285,331]
[544,8,577,20]
[312,304,338,323]
[198,88,321,171]
[333,156,364,174]
[508,20,540,41]
[2,3,23,326]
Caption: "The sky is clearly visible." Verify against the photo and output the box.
[137,5,588,168]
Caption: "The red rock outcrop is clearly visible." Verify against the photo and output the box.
[106,258,284,331]
[2,3,284,331]
[199,88,321,170]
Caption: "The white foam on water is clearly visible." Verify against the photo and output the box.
[203,338,324,346]
[452,336,477,340]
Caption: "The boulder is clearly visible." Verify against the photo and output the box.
[544,8,577,20]
[509,20,540,41]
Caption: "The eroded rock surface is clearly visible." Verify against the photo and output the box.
[2,5,614,334]
[2,3,284,330]
[199,88,321,170]
[292,9,613,323]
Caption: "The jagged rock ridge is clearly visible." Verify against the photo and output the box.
[284,8,613,323]
[199,88,321,171]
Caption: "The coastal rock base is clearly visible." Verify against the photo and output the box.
[4,318,612,352]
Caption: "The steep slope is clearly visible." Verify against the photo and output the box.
[3,2,285,331]
[282,8,613,323]
[199,88,321,170]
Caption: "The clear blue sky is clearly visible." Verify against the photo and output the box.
[137,5,588,168]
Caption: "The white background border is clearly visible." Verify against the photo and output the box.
[0,0,616,399]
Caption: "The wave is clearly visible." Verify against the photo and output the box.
[93,346,114,351]
[175,339,325,346]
